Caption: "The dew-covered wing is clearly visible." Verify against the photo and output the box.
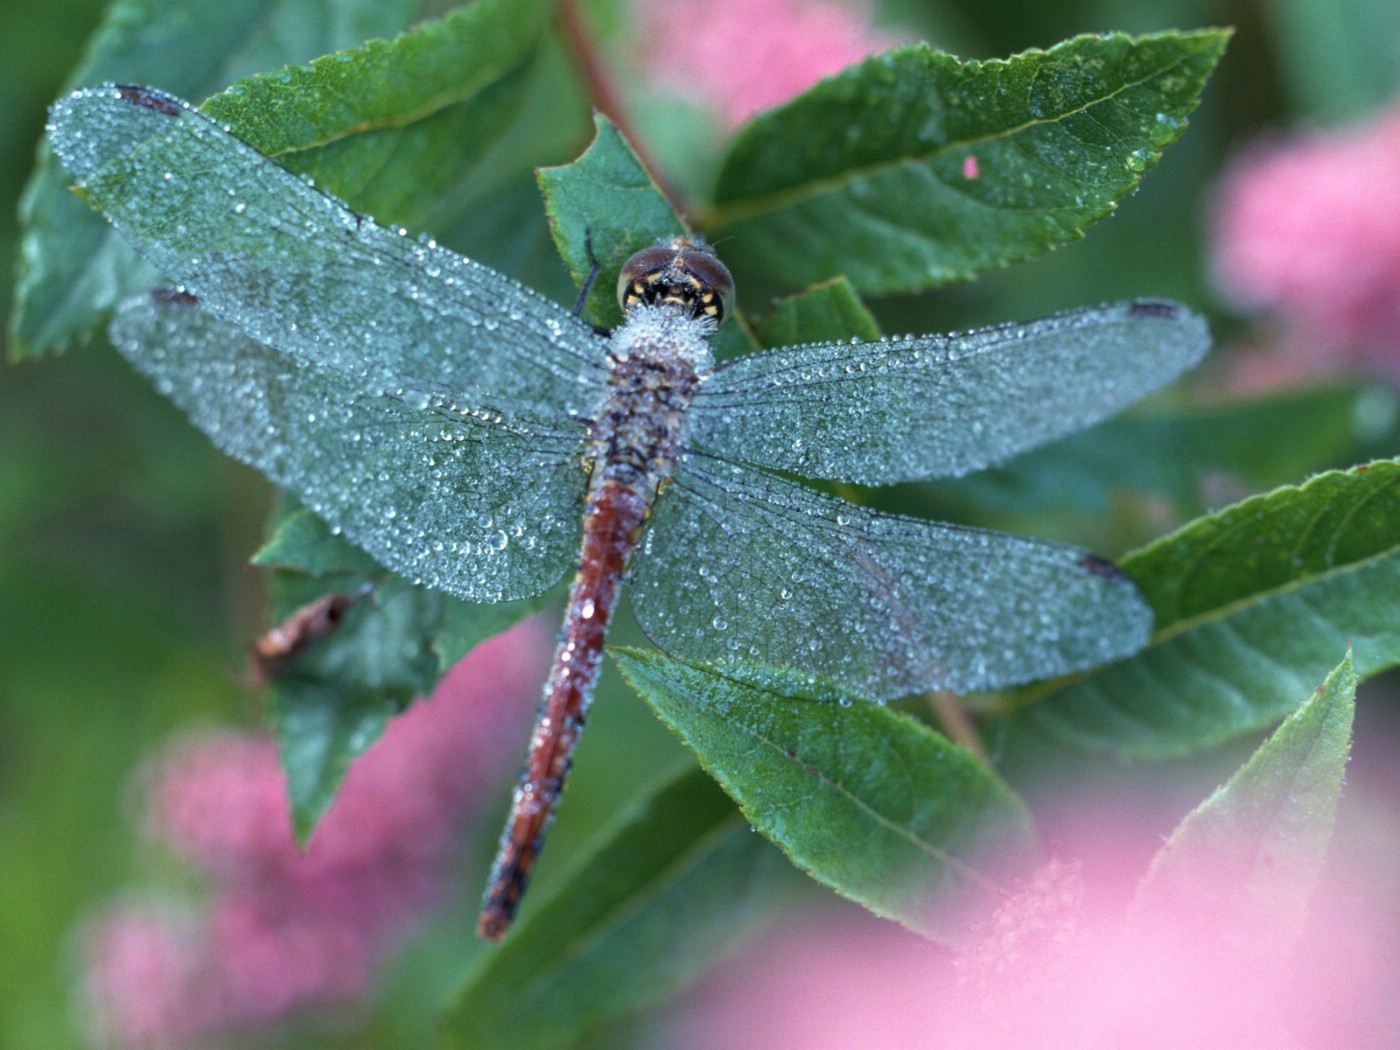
[47,85,609,417]
[629,456,1151,699]
[688,301,1209,486]
[111,292,586,603]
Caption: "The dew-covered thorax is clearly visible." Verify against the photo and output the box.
[608,302,717,372]
[587,305,714,488]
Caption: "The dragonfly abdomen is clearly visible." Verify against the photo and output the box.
[477,475,652,940]
[477,304,715,939]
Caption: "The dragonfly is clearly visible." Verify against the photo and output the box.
[48,85,1210,940]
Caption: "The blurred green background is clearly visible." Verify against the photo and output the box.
[3,0,1398,1046]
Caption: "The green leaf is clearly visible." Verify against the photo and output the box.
[1013,460,1400,758]
[271,678,397,841]
[201,0,591,266]
[201,0,554,157]
[710,30,1230,299]
[614,649,1035,942]
[252,504,381,576]
[442,766,798,1050]
[535,115,752,361]
[538,115,688,329]
[267,576,447,839]
[12,0,426,357]
[1130,652,1355,949]
[265,35,589,277]
[749,277,882,348]
[412,31,592,288]
[255,506,552,838]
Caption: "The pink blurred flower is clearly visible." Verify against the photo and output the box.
[81,907,208,1049]
[665,810,1400,1050]
[1212,101,1400,382]
[81,616,550,1048]
[637,0,904,128]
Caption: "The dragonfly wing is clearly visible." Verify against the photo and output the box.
[112,292,586,602]
[629,456,1151,699]
[48,86,610,416]
[688,301,1209,486]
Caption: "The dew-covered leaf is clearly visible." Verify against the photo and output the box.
[1012,461,1400,758]
[12,0,425,357]
[201,0,590,277]
[614,649,1035,942]
[749,277,882,348]
[1130,652,1355,950]
[200,0,554,157]
[710,30,1229,299]
[442,766,798,1050]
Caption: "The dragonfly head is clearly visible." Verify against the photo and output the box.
[617,237,734,327]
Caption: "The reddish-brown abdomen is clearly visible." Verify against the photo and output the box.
[477,481,650,940]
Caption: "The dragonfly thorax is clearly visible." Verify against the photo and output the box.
[617,237,734,327]
[590,311,710,491]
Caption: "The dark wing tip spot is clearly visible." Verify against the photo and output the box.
[151,288,199,306]
[1078,552,1132,584]
[115,85,180,115]
[1127,299,1180,320]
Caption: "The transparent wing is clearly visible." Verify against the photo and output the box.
[111,292,586,602]
[629,456,1151,699]
[48,86,610,417]
[689,301,1210,486]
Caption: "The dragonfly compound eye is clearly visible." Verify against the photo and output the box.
[616,237,734,326]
